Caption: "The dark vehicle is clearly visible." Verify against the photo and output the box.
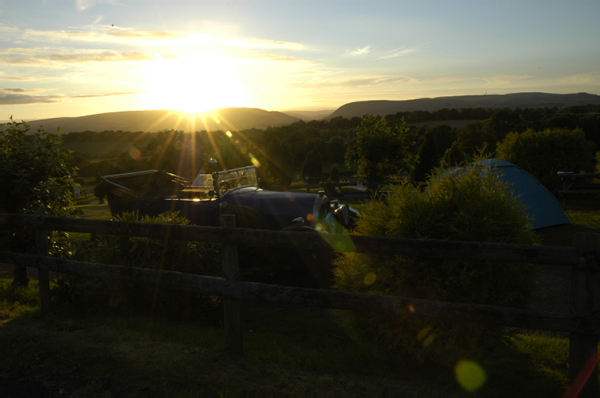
[94,163,358,287]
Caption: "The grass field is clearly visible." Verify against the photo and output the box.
[1,197,598,395]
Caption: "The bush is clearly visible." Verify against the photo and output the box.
[496,128,597,194]
[0,118,76,286]
[334,160,539,366]
[54,212,222,319]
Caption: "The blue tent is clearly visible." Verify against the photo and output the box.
[475,159,570,229]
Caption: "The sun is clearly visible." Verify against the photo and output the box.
[144,54,247,113]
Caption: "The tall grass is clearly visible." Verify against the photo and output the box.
[0,279,40,321]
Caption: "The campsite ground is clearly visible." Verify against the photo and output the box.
[0,196,598,395]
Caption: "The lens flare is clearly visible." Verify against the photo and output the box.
[455,360,487,392]
[248,153,261,167]
[364,272,377,286]
[129,148,142,160]
[226,131,233,138]
[407,303,415,313]
[416,326,436,347]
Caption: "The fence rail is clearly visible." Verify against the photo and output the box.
[1,212,599,396]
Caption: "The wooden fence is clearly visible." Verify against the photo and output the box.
[1,211,599,396]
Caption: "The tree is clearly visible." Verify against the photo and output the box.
[496,128,597,194]
[266,137,294,187]
[301,148,323,183]
[0,118,76,286]
[330,163,340,182]
[411,124,457,183]
[345,115,417,193]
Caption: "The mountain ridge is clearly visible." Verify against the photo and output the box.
[7,92,600,134]
[325,92,600,119]
[14,108,301,134]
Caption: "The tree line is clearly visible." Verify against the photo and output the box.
[55,104,599,194]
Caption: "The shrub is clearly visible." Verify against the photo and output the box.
[496,128,596,194]
[0,118,76,286]
[54,212,222,319]
[334,160,539,366]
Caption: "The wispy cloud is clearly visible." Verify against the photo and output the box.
[1,88,46,94]
[376,47,416,60]
[0,74,38,81]
[246,54,299,62]
[23,26,187,44]
[0,48,174,65]
[349,46,371,56]
[559,73,599,85]
[287,75,418,89]
[0,93,62,105]
[226,37,304,50]
[0,88,143,105]
[70,91,145,99]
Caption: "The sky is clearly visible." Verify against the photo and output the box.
[1,0,599,121]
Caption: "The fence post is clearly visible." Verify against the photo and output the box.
[34,207,51,314]
[568,232,600,397]
[220,214,243,355]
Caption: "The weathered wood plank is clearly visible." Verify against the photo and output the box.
[221,214,243,355]
[0,213,582,267]
[569,233,600,398]
[34,208,51,314]
[1,251,598,335]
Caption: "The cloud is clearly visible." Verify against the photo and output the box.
[22,26,187,44]
[75,0,124,12]
[246,54,298,62]
[70,91,145,99]
[559,73,599,85]
[227,37,304,50]
[0,93,62,105]
[1,88,46,94]
[0,48,172,65]
[287,75,418,89]
[0,74,39,82]
[376,47,416,60]
[0,89,143,105]
[349,46,371,56]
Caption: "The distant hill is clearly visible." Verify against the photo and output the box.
[325,92,600,119]
[16,108,301,134]
[283,109,336,121]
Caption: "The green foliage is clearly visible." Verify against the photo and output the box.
[266,137,294,187]
[0,118,77,286]
[0,118,75,216]
[301,147,323,183]
[496,128,597,193]
[411,124,457,183]
[55,212,221,318]
[330,163,340,182]
[334,160,539,366]
[345,115,417,193]
[439,141,466,168]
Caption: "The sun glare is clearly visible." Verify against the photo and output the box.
[144,54,247,113]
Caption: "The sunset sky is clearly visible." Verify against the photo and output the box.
[1,0,599,121]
